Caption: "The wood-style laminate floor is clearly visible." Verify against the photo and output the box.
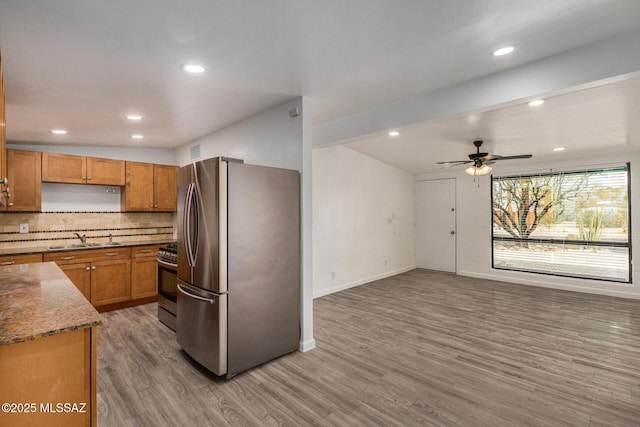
[97,269,640,426]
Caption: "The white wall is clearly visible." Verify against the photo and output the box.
[174,98,302,170]
[174,97,315,352]
[313,145,415,298]
[415,153,640,299]
[7,143,176,165]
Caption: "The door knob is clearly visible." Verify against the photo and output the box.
[450,231,455,235]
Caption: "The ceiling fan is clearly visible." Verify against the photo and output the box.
[437,140,532,176]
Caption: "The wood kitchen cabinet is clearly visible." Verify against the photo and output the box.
[44,247,131,306]
[42,152,125,185]
[91,258,131,306]
[4,149,41,211]
[122,161,177,212]
[0,253,43,266]
[59,262,91,301]
[131,244,162,299]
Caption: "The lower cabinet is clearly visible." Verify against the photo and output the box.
[131,245,162,299]
[59,262,91,301]
[90,258,131,306]
[43,244,163,310]
[44,247,132,307]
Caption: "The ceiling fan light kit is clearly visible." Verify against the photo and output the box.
[465,164,492,176]
[437,139,532,178]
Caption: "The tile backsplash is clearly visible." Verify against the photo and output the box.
[0,212,175,249]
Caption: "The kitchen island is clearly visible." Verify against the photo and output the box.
[0,262,102,427]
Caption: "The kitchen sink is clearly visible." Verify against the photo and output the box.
[47,242,124,251]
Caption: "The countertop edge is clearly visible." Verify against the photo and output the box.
[0,319,102,347]
[0,239,175,257]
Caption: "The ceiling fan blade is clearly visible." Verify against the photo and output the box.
[440,161,473,168]
[494,154,532,160]
[481,154,502,161]
[436,160,470,165]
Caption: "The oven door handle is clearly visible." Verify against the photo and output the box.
[157,259,177,269]
[177,284,215,304]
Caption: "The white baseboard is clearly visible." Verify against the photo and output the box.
[298,338,316,352]
[313,265,415,299]
[458,270,640,300]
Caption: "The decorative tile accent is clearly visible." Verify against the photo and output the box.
[0,212,175,249]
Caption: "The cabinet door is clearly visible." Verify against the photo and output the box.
[153,164,178,212]
[91,258,131,306]
[86,157,125,186]
[42,152,86,184]
[6,149,41,211]
[123,162,153,211]
[60,262,91,301]
[131,256,158,299]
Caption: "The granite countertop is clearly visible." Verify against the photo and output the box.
[0,262,102,346]
[0,238,175,257]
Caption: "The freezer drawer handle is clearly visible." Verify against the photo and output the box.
[177,284,215,304]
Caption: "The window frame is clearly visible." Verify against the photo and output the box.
[490,164,632,283]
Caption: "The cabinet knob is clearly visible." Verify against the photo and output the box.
[8,203,13,207]
[61,256,75,260]
[154,205,158,208]
[87,177,92,180]
[150,205,154,208]
[86,267,90,271]
[91,266,96,270]
[82,176,87,180]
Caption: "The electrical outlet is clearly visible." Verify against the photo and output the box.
[19,223,28,234]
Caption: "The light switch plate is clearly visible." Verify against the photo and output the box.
[19,223,28,234]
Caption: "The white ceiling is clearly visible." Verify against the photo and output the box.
[1,1,640,168]
[345,75,640,174]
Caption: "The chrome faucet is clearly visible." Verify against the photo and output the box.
[74,232,87,244]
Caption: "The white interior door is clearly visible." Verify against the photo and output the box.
[415,179,456,272]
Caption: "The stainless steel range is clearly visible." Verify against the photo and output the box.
[157,242,178,331]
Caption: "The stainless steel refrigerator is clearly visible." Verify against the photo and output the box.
[176,157,300,379]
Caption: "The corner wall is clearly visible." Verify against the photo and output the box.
[313,145,415,298]
[415,153,640,299]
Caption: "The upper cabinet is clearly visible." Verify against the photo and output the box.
[42,152,125,185]
[4,149,41,211]
[122,162,177,212]
[0,48,8,206]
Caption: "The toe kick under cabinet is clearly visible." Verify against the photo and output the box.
[44,247,132,307]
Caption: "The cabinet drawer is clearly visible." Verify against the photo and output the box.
[132,244,163,258]
[0,253,43,266]
[44,247,131,264]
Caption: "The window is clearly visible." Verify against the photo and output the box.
[491,165,631,283]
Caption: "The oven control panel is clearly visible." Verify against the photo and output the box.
[157,242,177,266]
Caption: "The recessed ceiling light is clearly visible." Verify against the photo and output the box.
[528,99,545,107]
[50,129,67,135]
[552,147,566,152]
[182,64,205,73]
[126,115,143,121]
[131,134,144,139]
[492,46,514,56]
[388,131,400,136]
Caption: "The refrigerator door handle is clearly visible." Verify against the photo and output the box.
[177,284,216,304]
[190,181,199,261]
[183,183,194,267]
